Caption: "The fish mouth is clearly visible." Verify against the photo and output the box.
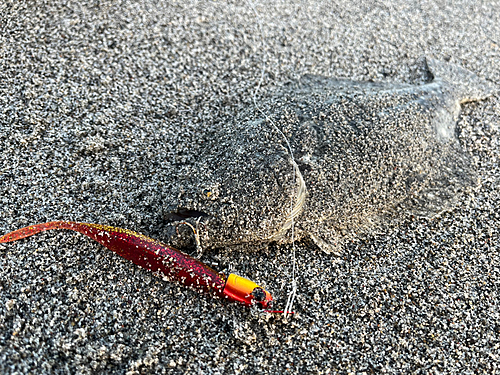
[268,161,307,241]
[163,209,210,223]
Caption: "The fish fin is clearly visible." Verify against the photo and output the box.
[424,57,498,101]
[308,233,343,255]
[395,163,478,219]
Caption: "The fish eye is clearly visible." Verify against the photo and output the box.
[251,287,266,302]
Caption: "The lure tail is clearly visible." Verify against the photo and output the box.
[0,221,171,261]
[0,221,74,243]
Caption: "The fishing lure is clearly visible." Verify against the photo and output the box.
[0,221,284,312]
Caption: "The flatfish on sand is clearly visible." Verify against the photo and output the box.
[163,58,497,253]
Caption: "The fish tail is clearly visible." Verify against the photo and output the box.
[425,57,498,102]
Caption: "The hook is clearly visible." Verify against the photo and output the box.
[175,217,205,259]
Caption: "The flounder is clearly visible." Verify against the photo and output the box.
[163,58,497,253]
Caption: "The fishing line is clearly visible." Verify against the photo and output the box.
[245,0,306,318]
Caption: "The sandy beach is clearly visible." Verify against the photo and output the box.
[1,1,500,373]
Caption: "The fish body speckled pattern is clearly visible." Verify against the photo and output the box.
[162,58,497,253]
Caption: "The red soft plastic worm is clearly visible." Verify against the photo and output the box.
[0,221,274,309]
